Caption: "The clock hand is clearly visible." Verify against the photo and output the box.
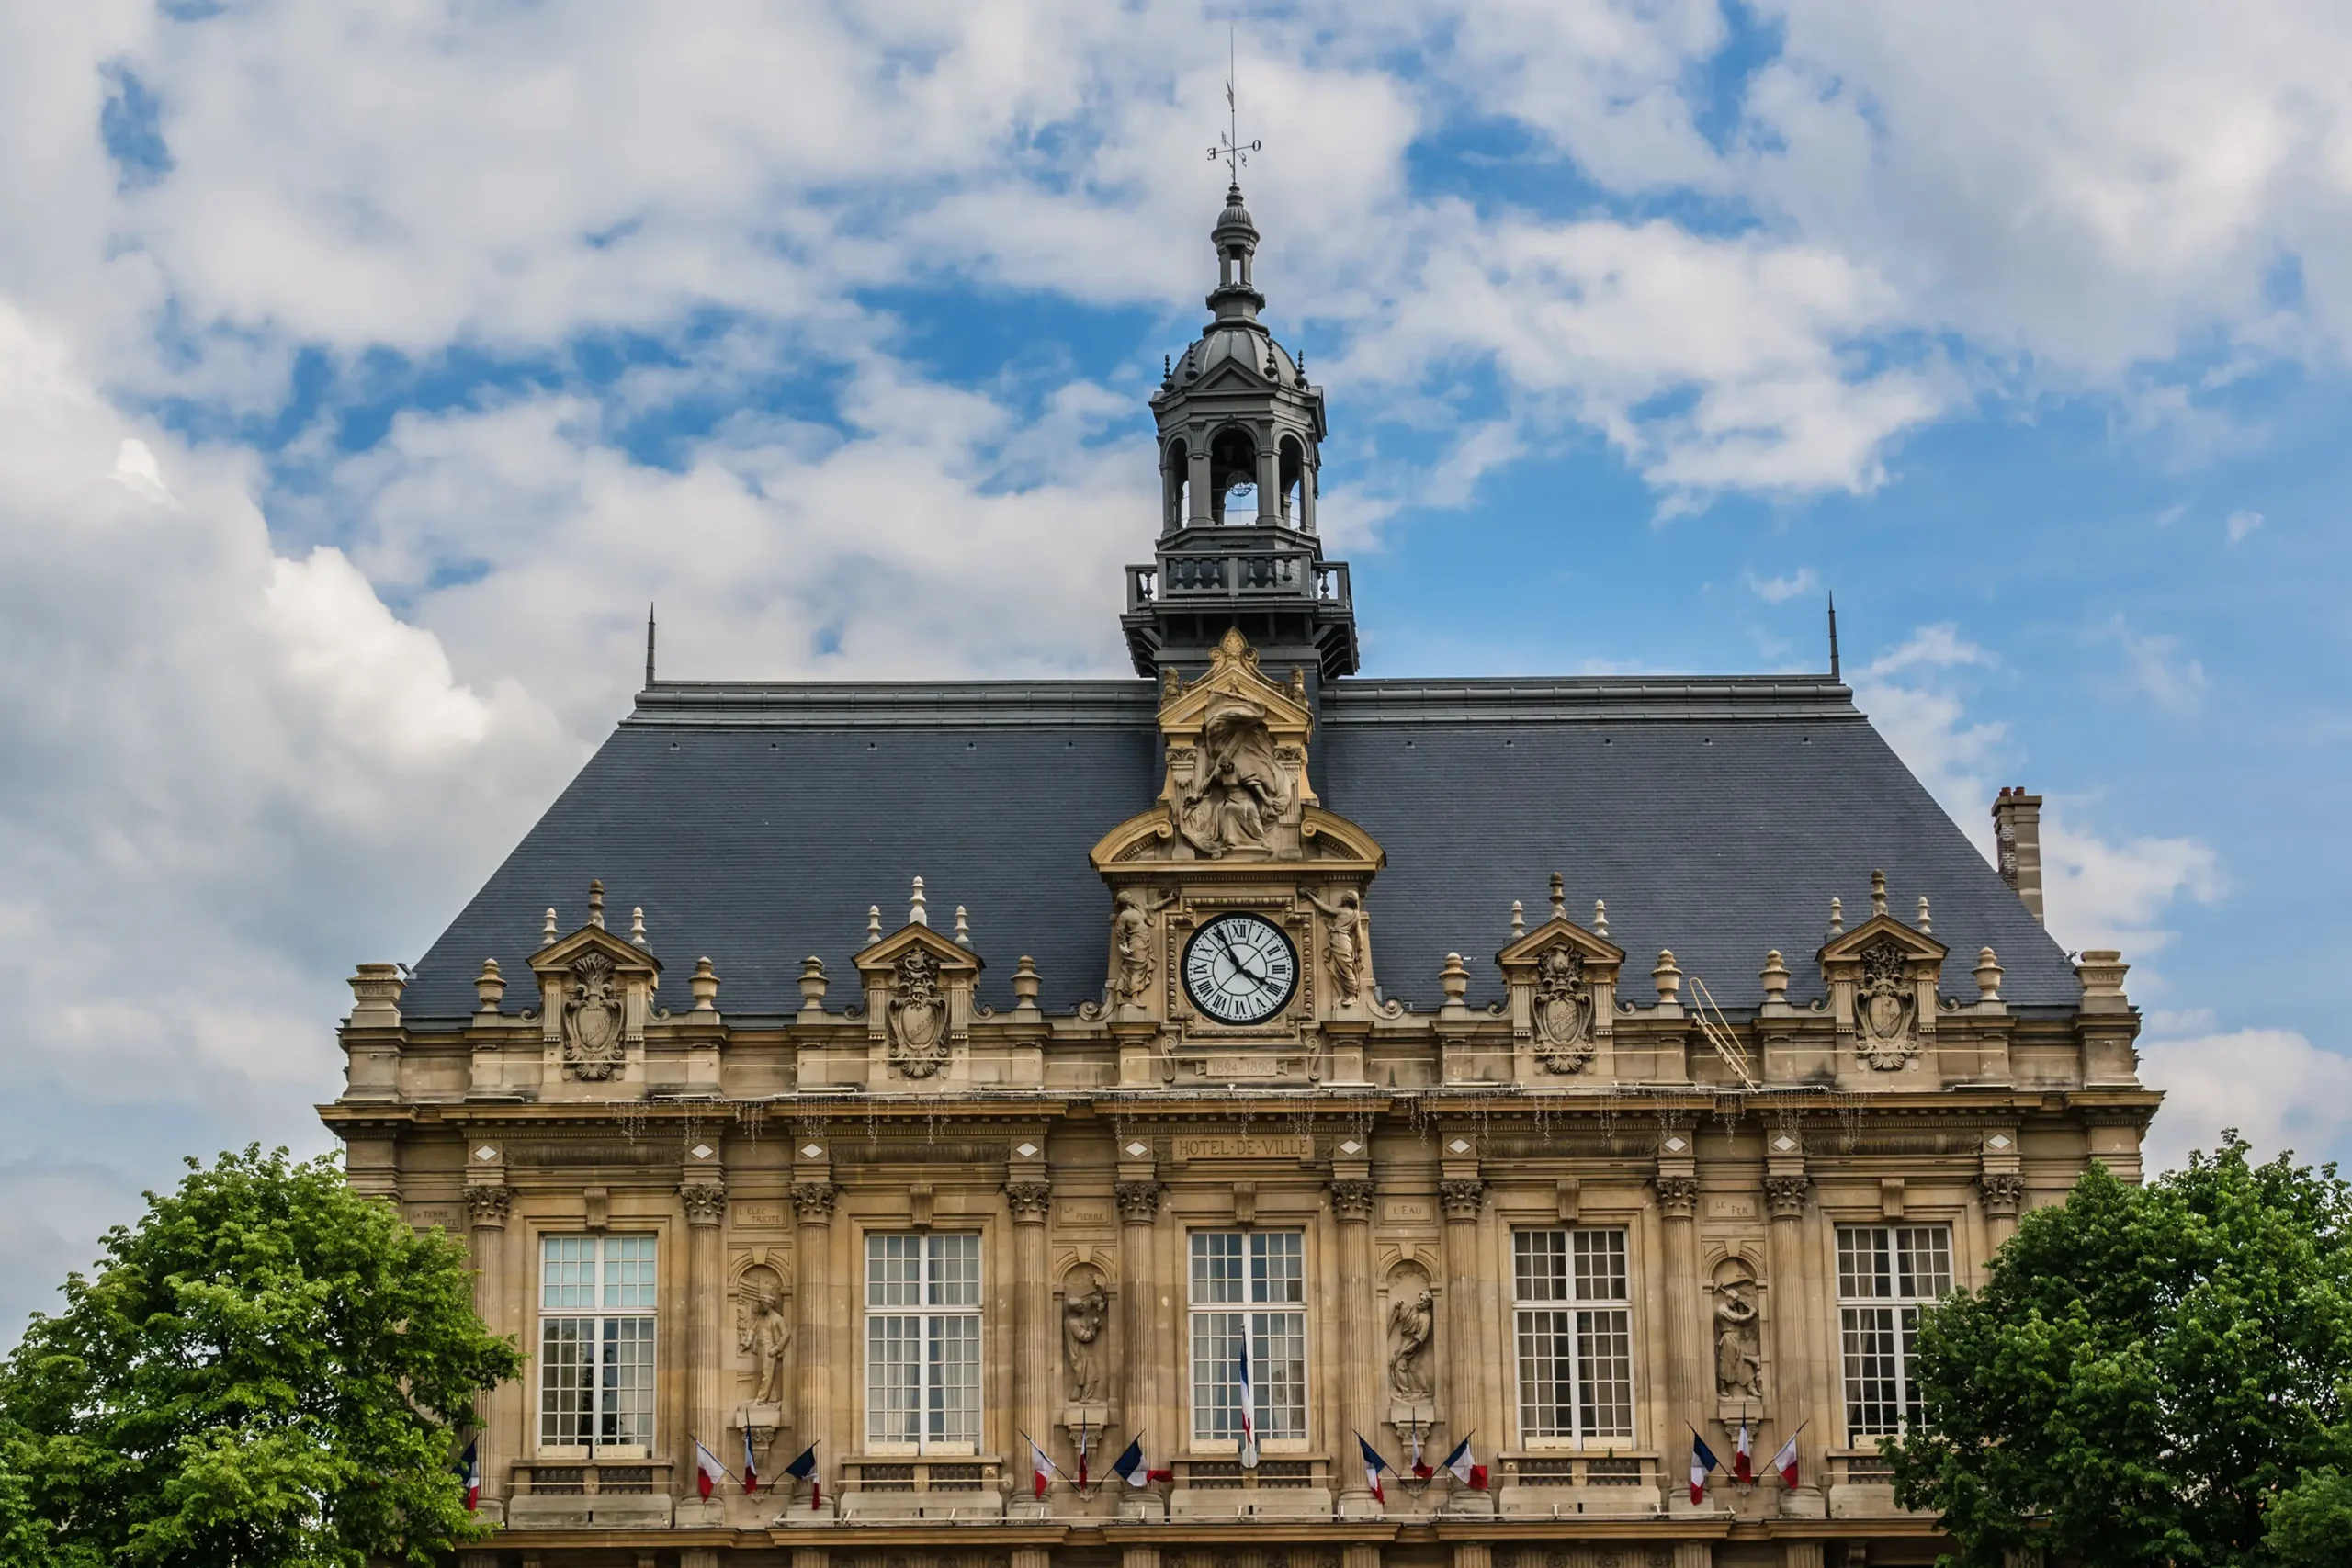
[1214,927,1259,987]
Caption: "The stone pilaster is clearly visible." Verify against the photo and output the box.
[1006,1179,1054,1482]
[1331,1175,1378,1512]
[464,1184,513,1515]
[1656,1110,1702,1507]
[1439,1174,1488,1471]
[1114,1177,1163,1512]
[791,1179,839,1504]
[681,1175,727,1505]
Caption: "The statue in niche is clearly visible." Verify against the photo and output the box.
[1386,1283,1435,1401]
[1062,1267,1109,1404]
[1176,702,1292,858]
[1854,938,1918,1070]
[1302,888,1364,1004]
[1110,889,1174,1005]
[737,1266,790,1404]
[1713,1269,1764,1401]
[561,952,624,1080]
[888,948,950,1078]
[1530,944,1595,1073]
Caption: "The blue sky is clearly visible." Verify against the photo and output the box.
[2,0,2349,1339]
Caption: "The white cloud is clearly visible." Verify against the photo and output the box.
[2226,506,2265,542]
[1747,567,1820,604]
[2099,613,2209,713]
[2039,813,2221,962]
[2140,1028,2352,1172]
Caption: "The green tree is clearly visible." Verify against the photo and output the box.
[0,1145,519,1567]
[1885,1139,2352,1567]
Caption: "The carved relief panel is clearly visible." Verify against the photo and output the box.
[1496,917,1626,1085]
[853,923,983,1091]
[527,898,662,1096]
[1818,915,1947,1087]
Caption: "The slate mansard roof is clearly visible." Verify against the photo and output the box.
[401,673,2079,1021]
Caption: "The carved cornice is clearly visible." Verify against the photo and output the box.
[1978,1172,2026,1217]
[1330,1179,1377,1221]
[1114,1180,1163,1224]
[465,1185,512,1228]
[1004,1180,1054,1222]
[1654,1175,1700,1219]
[790,1180,842,1224]
[1763,1175,1810,1221]
[680,1180,727,1226]
[1439,1178,1486,1221]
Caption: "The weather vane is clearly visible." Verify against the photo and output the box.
[1207,28,1261,180]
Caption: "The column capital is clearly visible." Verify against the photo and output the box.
[465,1184,512,1229]
[1114,1179,1162,1224]
[1438,1178,1485,1221]
[1654,1174,1700,1219]
[1764,1174,1810,1221]
[1005,1179,1054,1222]
[1978,1171,2026,1218]
[681,1179,727,1227]
[790,1180,841,1224]
[1330,1178,1377,1222]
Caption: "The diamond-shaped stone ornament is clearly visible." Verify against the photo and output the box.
[800,1144,824,1160]
[690,1144,713,1160]
[1125,1142,1149,1158]
[1339,1140,1363,1156]
[1665,1136,1688,1153]
[1772,1135,1796,1152]
[1448,1138,1471,1155]
[1015,1143,1039,1158]
[474,1145,497,1163]
[1988,1134,2012,1149]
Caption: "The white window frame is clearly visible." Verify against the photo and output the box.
[1837,1224,1953,1440]
[1187,1229,1310,1453]
[1511,1227,1636,1447]
[864,1232,984,1455]
[536,1233,659,1458]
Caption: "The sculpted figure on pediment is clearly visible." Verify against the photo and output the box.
[561,952,625,1081]
[1111,888,1173,1005]
[1854,937,1919,1070]
[1531,944,1595,1073]
[888,948,950,1078]
[1177,701,1293,858]
[1303,888,1364,1004]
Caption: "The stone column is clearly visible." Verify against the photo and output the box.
[465,1185,514,1513]
[791,1180,840,1499]
[1006,1180,1055,1478]
[681,1176,728,1502]
[1658,1177,1702,1421]
[1765,1171,1814,1507]
[1331,1177,1378,1512]
[1114,1179,1162,1504]
[1439,1177,1488,1471]
[1980,1173,2025,1252]
[1186,443,1213,526]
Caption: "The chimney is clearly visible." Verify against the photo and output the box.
[1992,787,2045,923]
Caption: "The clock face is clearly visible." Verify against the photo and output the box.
[1182,913,1299,1025]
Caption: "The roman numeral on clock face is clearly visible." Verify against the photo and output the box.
[1182,913,1298,1024]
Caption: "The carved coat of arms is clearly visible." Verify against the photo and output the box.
[1854,938,1918,1069]
[562,952,625,1080]
[1531,945,1596,1073]
[888,949,950,1078]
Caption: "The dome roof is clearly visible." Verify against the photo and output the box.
[1178,324,1299,389]
[1213,185,1258,242]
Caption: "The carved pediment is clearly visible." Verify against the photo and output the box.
[1152,629,1317,862]
[854,924,982,1083]
[1819,916,1947,1073]
[529,922,662,1082]
[1497,919,1626,1073]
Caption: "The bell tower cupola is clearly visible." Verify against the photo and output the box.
[1123,184,1359,693]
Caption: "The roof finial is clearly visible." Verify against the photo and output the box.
[541,908,559,948]
[1510,899,1524,940]
[645,603,657,687]
[955,906,970,947]
[1549,872,1566,922]
[1592,898,1609,939]
[866,905,882,944]
[1206,27,1261,183]
[1916,895,1932,934]
[630,906,648,947]
[1871,869,1888,919]
[588,879,605,929]
[1827,592,1840,682]
[1828,896,1844,936]
[909,875,929,927]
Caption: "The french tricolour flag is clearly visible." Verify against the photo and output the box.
[1770,1432,1802,1488]
[1113,1435,1174,1487]
[1356,1433,1393,1505]
[784,1441,821,1509]
[1441,1434,1488,1491]
[1236,1338,1259,1469]
[742,1427,760,1494]
[458,1439,481,1512]
[694,1439,729,1500]
[1734,1418,1753,1485]
[1690,1432,1720,1506]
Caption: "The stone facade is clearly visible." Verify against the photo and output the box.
[326,184,2156,1568]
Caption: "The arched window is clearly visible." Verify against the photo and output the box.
[1163,437,1190,532]
[1278,435,1306,525]
[1209,426,1256,525]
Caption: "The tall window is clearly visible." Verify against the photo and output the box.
[1512,1229,1635,1442]
[865,1234,982,1452]
[1838,1225,1952,1438]
[1189,1230,1308,1447]
[538,1235,657,1453]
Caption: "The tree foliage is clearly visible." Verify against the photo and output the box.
[0,1145,519,1567]
[1886,1139,2352,1567]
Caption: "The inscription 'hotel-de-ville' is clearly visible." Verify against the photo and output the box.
[324,179,2154,1568]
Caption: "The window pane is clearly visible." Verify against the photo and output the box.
[1251,1232,1304,1304]
[1517,1308,1573,1438]
[604,1236,657,1310]
[1838,1227,1889,1299]
[1572,1230,1628,1303]
[929,1234,981,1308]
[1576,1308,1634,1438]
[867,1313,922,1445]
[1254,1309,1307,1438]
[1192,1232,1244,1304]
[1841,1305,1902,1436]
[539,1317,594,1445]
[1192,1309,1246,1440]
[929,1313,981,1445]
[1896,1228,1951,1299]
[1515,1230,1568,1303]
[600,1316,656,1447]
[868,1234,922,1309]
[542,1236,597,1310]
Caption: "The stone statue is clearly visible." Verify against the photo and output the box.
[1302,888,1364,1004]
[1713,1279,1763,1400]
[1177,704,1291,857]
[1110,889,1172,1005]
[737,1269,790,1404]
[1386,1285,1435,1401]
[1063,1269,1109,1403]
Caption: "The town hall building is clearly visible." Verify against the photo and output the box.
[323,181,2156,1568]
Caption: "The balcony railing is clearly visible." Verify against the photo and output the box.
[1126,555,1351,614]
